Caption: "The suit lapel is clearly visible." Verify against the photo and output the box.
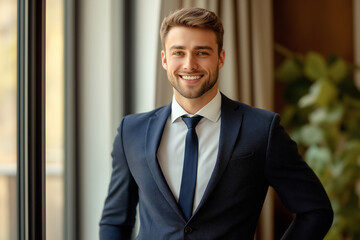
[145,104,185,221]
[194,94,244,215]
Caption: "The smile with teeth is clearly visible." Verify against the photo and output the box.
[180,75,203,80]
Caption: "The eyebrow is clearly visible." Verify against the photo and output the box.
[194,46,214,52]
[169,45,214,52]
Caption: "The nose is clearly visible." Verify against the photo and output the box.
[183,54,198,70]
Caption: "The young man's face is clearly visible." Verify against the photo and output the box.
[161,26,225,101]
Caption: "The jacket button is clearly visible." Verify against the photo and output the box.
[184,226,192,233]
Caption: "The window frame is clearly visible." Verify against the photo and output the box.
[64,0,79,239]
[17,0,46,239]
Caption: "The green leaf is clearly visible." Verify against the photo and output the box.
[338,140,360,163]
[328,57,347,83]
[298,88,317,107]
[299,124,325,145]
[343,97,360,137]
[289,128,302,144]
[309,102,344,124]
[280,106,296,126]
[315,79,338,106]
[305,145,332,173]
[283,77,312,105]
[344,95,360,108]
[304,52,327,81]
[275,58,302,82]
[331,162,344,178]
[277,48,360,240]
[339,76,360,99]
[299,78,338,108]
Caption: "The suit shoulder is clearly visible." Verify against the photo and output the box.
[230,99,277,121]
[222,92,275,115]
[121,104,170,128]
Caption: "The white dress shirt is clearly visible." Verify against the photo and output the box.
[157,91,221,213]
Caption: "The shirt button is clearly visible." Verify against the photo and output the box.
[184,226,192,233]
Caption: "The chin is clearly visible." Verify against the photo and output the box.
[178,88,208,99]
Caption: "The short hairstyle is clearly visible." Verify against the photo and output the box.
[160,8,224,54]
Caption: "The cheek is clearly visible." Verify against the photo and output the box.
[199,58,218,70]
[204,63,218,74]
[167,59,182,71]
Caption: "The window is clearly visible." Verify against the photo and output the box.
[1,0,66,239]
[0,0,17,239]
[46,0,65,239]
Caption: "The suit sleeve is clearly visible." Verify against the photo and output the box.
[265,114,333,240]
[99,118,139,240]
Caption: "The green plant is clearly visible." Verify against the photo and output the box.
[275,44,360,240]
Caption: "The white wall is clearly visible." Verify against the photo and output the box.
[79,0,160,239]
[134,0,161,113]
[79,0,112,239]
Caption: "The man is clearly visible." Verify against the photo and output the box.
[100,8,333,240]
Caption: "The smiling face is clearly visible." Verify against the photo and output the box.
[161,26,225,105]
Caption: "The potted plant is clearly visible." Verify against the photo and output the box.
[275,44,360,240]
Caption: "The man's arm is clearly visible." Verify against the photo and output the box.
[265,114,333,240]
[100,118,139,240]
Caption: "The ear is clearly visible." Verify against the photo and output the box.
[161,50,167,70]
[218,49,225,70]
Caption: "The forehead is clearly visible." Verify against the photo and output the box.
[164,26,218,50]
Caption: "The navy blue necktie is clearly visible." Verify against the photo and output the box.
[178,116,202,220]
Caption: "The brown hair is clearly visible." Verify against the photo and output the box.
[160,8,224,54]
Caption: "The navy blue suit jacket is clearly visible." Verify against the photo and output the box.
[100,94,333,240]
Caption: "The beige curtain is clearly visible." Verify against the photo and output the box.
[155,1,274,239]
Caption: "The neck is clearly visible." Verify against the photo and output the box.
[174,89,218,115]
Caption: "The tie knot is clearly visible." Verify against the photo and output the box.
[182,116,202,129]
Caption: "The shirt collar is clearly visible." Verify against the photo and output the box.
[171,90,221,123]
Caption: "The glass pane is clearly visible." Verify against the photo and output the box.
[0,0,17,239]
[46,0,64,239]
